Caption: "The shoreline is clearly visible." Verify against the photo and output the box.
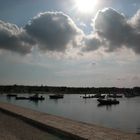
[0,102,140,140]
[0,110,64,140]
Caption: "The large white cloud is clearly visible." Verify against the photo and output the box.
[93,8,140,53]
[0,12,83,54]
[25,12,83,52]
[82,8,140,54]
[0,9,140,55]
[0,20,33,54]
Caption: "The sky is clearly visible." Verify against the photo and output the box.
[0,0,140,87]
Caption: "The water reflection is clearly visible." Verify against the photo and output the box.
[97,103,113,111]
[30,100,39,106]
[53,99,59,104]
[97,103,120,111]
[6,96,11,101]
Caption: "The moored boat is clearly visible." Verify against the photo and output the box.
[108,94,123,98]
[97,98,119,105]
[29,94,45,100]
[83,95,93,99]
[16,96,29,100]
[83,94,105,99]
[7,94,17,97]
[49,94,64,99]
[124,93,136,98]
[93,94,105,98]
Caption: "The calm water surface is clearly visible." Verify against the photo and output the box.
[0,94,140,134]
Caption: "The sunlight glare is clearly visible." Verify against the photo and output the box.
[75,0,98,14]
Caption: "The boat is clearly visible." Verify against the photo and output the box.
[29,94,45,101]
[124,93,136,98]
[97,98,119,105]
[7,94,17,97]
[108,94,123,98]
[83,94,105,99]
[92,94,105,98]
[49,94,64,99]
[83,95,93,99]
[15,96,29,100]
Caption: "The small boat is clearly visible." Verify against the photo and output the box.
[83,94,105,99]
[124,93,136,98]
[97,98,119,105]
[92,94,105,98]
[108,94,123,98]
[83,95,93,99]
[82,93,92,98]
[29,94,45,101]
[49,94,64,99]
[15,96,29,100]
[7,94,17,97]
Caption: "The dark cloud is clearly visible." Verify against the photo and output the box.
[82,35,101,52]
[0,9,140,55]
[93,8,140,54]
[0,20,33,54]
[25,12,82,52]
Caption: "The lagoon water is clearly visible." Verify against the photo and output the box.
[0,94,140,134]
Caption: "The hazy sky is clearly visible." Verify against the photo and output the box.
[0,0,140,87]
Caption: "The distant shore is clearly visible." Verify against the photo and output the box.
[0,85,140,95]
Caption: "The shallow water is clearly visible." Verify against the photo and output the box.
[0,94,140,134]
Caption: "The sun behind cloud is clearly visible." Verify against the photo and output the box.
[75,0,98,14]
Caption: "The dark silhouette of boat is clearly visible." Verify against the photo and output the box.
[7,94,17,97]
[108,94,123,98]
[97,98,119,105]
[15,94,45,101]
[124,93,136,98]
[83,94,105,99]
[15,96,29,100]
[93,94,105,98]
[49,94,64,99]
[83,95,93,99]
[29,94,45,101]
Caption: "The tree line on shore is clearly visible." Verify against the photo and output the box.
[0,85,140,95]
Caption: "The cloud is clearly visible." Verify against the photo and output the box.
[0,9,140,56]
[92,8,140,54]
[82,35,101,52]
[130,9,140,30]
[0,12,83,55]
[0,20,33,55]
[25,12,83,52]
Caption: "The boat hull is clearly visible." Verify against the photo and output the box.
[16,97,29,100]
[7,94,17,97]
[83,95,105,99]
[97,99,119,105]
[49,95,64,99]
[29,97,45,100]
[108,95,123,98]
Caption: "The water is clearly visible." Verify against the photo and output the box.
[0,94,140,134]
